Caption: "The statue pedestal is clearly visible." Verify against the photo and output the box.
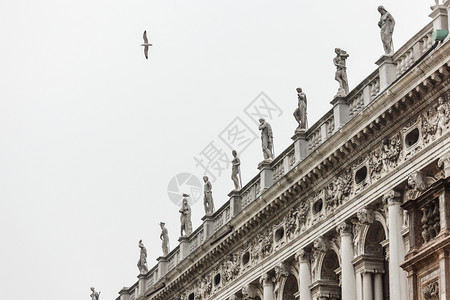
[178,236,190,260]
[291,129,308,164]
[330,96,350,132]
[156,256,168,280]
[258,161,273,194]
[119,287,131,300]
[202,214,215,240]
[228,189,242,217]
[429,5,448,33]
[375,54,396,90]
[137,274,146,296]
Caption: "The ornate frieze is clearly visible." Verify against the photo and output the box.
[423,280,439,300]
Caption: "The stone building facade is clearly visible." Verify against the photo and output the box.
[117,3,450,300]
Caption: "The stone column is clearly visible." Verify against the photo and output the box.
[330,96,349,132]
[296,249,312,300]
[260,274,274,300]
[383,190,407,300]
[362,272,373,300]
[258,161,273,193]
[337,222,357,300]
[374,273,383,300]
[375,55,396,90]
[291,130,308,163]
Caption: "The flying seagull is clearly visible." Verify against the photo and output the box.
[141,30,153,59]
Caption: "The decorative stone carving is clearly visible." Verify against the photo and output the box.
[242,284,258,300]
[421,200,440,243]
[333,48,350,97]
[325,170,353,210]
[438,151,450,177]
[285,208,298,239]
[223,254,240,283]
[294,87,308,131]
[179,195,193,237]
[231,150,242,190]
[295,249,310,263]
[90,287,100,300]
[436,96,449,136]
[336,222,352,236]
[295,201,310,233]
[259,118,274,161]
[357,206,375,224]
[313,236,330,253]
[406,170,437,200]
[261,231,274,257]
[259,273,272,286]
[203,176,215,215]
[378,6,395,54]
[383,189,402,205]
[273,262,290,299]
[250,235,263,266]
[160,222,170,256]
[137,240,148,274]
[369,149,383,180]
[381,134,402,172]
[423,280,439,300]
[196,275,212,299]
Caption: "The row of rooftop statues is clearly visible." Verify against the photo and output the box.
[132,4,397,277]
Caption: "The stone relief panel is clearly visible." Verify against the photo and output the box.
[423,280,439,300]
[324,169,353,212]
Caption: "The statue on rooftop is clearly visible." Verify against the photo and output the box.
[231,150,242,190]
[203,176,215,215]
[90,287,100,300]
[137,240,148,274]
[179,194,193,236]
[334,48,350,98]
[378,6,395,55]
[259,118,274,161]
[160,222,170,256]
[293,87,308,131]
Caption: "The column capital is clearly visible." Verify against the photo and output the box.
[382,189,402,205]
[259,273,273,286]
[337,221,352,236]
[295,249,310,263]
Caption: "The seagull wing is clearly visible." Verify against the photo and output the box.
[144,46,149,59]
[143,30,148,44]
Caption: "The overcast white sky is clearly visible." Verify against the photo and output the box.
[0,1,432,299]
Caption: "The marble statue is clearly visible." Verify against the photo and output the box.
[90,287,100,300]
[333,48,349,97]
[231,150,241,190]
[137,240,148,274]
[378,6,395,55]
[294,87,308,131]
[179,194,193,236]
[160,222,170,256]
[203,176,215,215]
[259,118,274,160]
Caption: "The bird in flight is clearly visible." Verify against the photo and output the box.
[141,30,153,59]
